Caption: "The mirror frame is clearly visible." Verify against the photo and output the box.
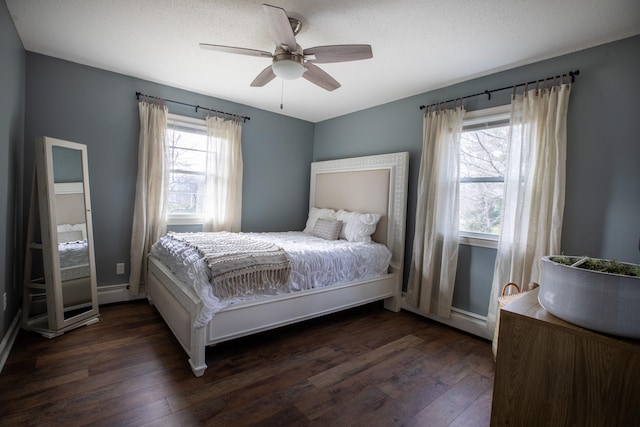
[36,136,99,330]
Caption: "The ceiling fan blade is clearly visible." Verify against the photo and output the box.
[302,63,341,91]
[200,43,272,58]
[303,44,373,63]
[250,65,277,87]
[262,4,297,51]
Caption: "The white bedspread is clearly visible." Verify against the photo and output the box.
[150,231,392,327]
[59,240,90,281]
[59,240,89,268]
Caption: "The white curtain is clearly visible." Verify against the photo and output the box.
[129,100,168,295]
[407,106,465,318]
[487,83,571,333]
[202,116,243,232]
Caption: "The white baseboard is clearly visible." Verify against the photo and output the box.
[401,296,492,340]
[0,309,22,374]
[97,283,146,305]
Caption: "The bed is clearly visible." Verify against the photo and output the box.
[147,152,409,376]
[58,224,89,279]
[55,184,90,284]
[57,223,92,309]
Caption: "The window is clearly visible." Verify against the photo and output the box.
[165,114,209,224]
[459,106,510,247]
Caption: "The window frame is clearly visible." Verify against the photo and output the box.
[165,113,209,226]
[458,105,511,249]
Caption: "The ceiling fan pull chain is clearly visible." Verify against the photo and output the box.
[280,80,284,110]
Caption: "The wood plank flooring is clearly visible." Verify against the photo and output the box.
[0,300,495,426]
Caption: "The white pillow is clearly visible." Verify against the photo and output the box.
[336,210,382,243]
[311,218,343,240]
[57,223,87,243]
[303,207,337,233]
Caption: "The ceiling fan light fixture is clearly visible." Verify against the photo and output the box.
[272,57,305,80]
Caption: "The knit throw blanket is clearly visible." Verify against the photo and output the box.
[168,232,291,299]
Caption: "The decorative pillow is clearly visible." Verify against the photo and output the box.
[58,230,84,243]
[336,210,382,243]
[57,223,87,243]
[303,207,337,233]
[311,218,343,241]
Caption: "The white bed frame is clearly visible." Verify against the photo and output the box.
[147,152,409,376]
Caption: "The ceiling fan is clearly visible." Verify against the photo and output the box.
[200,4,373,91]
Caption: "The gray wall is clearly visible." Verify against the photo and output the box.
[314,35,640,316]
[0,1,25,339]
[24,53,315,287]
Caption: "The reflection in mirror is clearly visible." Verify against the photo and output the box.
[52,146,93,320]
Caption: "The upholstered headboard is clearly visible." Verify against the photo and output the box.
[54,182,86,226]
[309,152,409,269]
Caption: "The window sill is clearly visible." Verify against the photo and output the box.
[459,234,498,249]
[167,216,204,226]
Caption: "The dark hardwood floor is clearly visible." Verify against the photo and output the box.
[1,300,495,426]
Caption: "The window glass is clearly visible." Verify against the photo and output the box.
[459,108,510,239]
[166,117,209,222]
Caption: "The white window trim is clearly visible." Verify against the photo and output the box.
[166,114,208,226]
[459,105,510,249]
[459,232,499,249]
[168,214,205,226]
[167,113,207,131]
[463,104,511,126]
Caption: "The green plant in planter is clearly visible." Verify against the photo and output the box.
[540,255,640,339]
[550,256,640,277]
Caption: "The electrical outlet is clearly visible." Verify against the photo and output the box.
[116,263,125,275]
[3,292,6,312]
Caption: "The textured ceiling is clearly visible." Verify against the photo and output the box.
[6,0,640,122]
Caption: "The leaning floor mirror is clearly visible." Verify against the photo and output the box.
[22,136,99,338]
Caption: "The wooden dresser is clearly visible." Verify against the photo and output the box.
[490,289,640,426]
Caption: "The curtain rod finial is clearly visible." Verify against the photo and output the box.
[569,70,580,83]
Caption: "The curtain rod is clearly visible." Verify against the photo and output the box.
[419,69,579,111]
[135,91,250,122]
